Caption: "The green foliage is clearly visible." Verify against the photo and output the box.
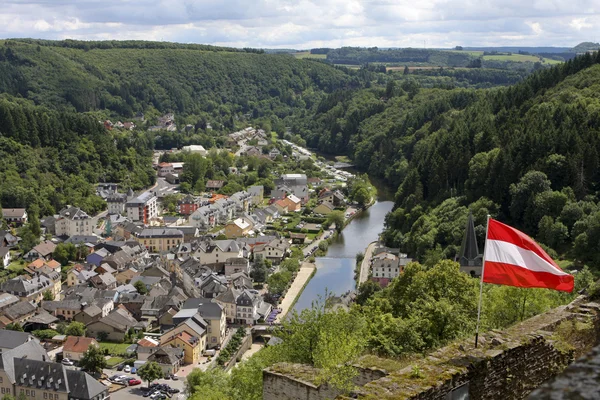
[133,280,148,295]
[32,329,59,340]
[5,322,23,331]
[42,289,54,301]
[54,243,87,265]
[215,327,246,366]
[79,345,107,374]
[326,211,345,232]
[250,257,269,283]
[65,321,86,337]
[138,361,164,386]
[267,271,293,296]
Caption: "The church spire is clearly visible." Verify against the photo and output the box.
[459,211,483,277]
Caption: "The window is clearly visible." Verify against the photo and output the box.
[44,393,47,399]
[0,377,3,383]
[26,390,30,396]
[1,388,5,394]
[32,390,36,397]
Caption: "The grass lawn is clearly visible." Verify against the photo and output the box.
[7,261,26,273]
[483,54,541,62]
[99,342,131,356]
[292,51,327,59]
[106,357,125,368]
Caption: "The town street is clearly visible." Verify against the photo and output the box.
[275,262,316,322]
[358,241,377,285]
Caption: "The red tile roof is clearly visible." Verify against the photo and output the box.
[63,336,98,354]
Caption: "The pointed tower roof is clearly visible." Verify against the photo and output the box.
[460,211,479,262]
[127,188,134,198]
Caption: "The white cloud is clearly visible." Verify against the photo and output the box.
[0,0,598,48]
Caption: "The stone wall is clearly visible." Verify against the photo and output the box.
[263,364,387,400]
[263,296,600,400]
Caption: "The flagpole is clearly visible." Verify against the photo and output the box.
[475,214,490,348]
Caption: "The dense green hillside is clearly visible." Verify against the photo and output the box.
[294,51,600,266]
[0,39,357,125]
[0,96,154,216]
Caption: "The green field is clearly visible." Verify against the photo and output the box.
[106,357,125,368]
[292,51,327,59]
[447,50,485,56]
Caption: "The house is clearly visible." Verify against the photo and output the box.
[67,266,98,287]
[36,266,62,299]
[206,180,224,191]
[178,298,226,349]
[313,201,335,215]
[106,192,128,215]
[176,226,200,242]
[224,218,251,238]
[230,272,253,290]
[136,337,159,361]
[126,191,158,224]
[371,252,412,288]
[307,177,323,187]
[0,293,20,312]
[253,238,291,264]
[188,205,219,231]
[25,258,61,274]
[245,146,262,157]
[115,268,140,285]
[25,240,57,261]
[133,228,184,253]
[213,198,237,224]
[273,200,289,214]
[4,357,109,400]
[2,208,28,225]
[230,191,252,214]
[263,206,280,221]
[193,240,244,266]
[160,314,207,364]
[55,206,93,237]
[0,230,19,248]
[0,275,53,303]
[177,195,200,215]
[147,347,184,375]
[73,304,104,325]
[1,301,37,326]
[248,185,264,206]
[289,232,307,245]
[42,299,88,321]
[286,195,302,212]
[63,336,99,361]
[86,248,110,267]
[236,289,272,325]
[90,273,117,290]
[0,247,10,268]
[157,162,174,177]
[86,308,139,342]
[319,189,346,207]
[216,288,271,325]
[224,258,250,277]
[269,149,281,159]
[195,273,228,299]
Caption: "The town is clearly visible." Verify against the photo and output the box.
[0,125,370,400]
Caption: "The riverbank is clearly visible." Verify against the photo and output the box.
[275,262,317,322]
[358,241,377,285]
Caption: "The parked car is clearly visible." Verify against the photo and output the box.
[170,375,179,381]
[130,367,137,374]
[128,378,141,386]
[61,359,74,366]
[150,391,166,400]
[123,365,131,373]
[116,364,124,371]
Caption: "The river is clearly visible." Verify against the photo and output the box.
[292,180,394,313]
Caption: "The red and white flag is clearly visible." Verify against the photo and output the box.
[483,218,574,292]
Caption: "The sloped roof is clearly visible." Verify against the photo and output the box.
[93,308,137,332]
[66,369,108,400]
[0,330,33,349]
[32,240,57,256]
[4,301,36,320]
[2,208,26,218]
[63,336,98,354]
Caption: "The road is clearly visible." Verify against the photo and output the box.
[275,262,316,322]
[302,228,333,258]
[155,177,179,197]
[358,241,377,285]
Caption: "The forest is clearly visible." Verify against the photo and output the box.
[294,51,600,269]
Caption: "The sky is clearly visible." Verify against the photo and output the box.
[1,0,598,49]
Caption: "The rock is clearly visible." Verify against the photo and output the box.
[491,338,504,346]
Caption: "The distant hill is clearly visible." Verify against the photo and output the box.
[571,42,600,53]
[462,46,572,53]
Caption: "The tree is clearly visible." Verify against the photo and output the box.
[134,280,148,295]
[5,322,23,331]
[267,271,292,295]
[356,281,381,306]
[138,361,164,387]
[65,321,86,337]
[43,289,54,301]
[250,258,269,283]
[79,345,107,375]
[186,368,231,400]
[326,211,345,232]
